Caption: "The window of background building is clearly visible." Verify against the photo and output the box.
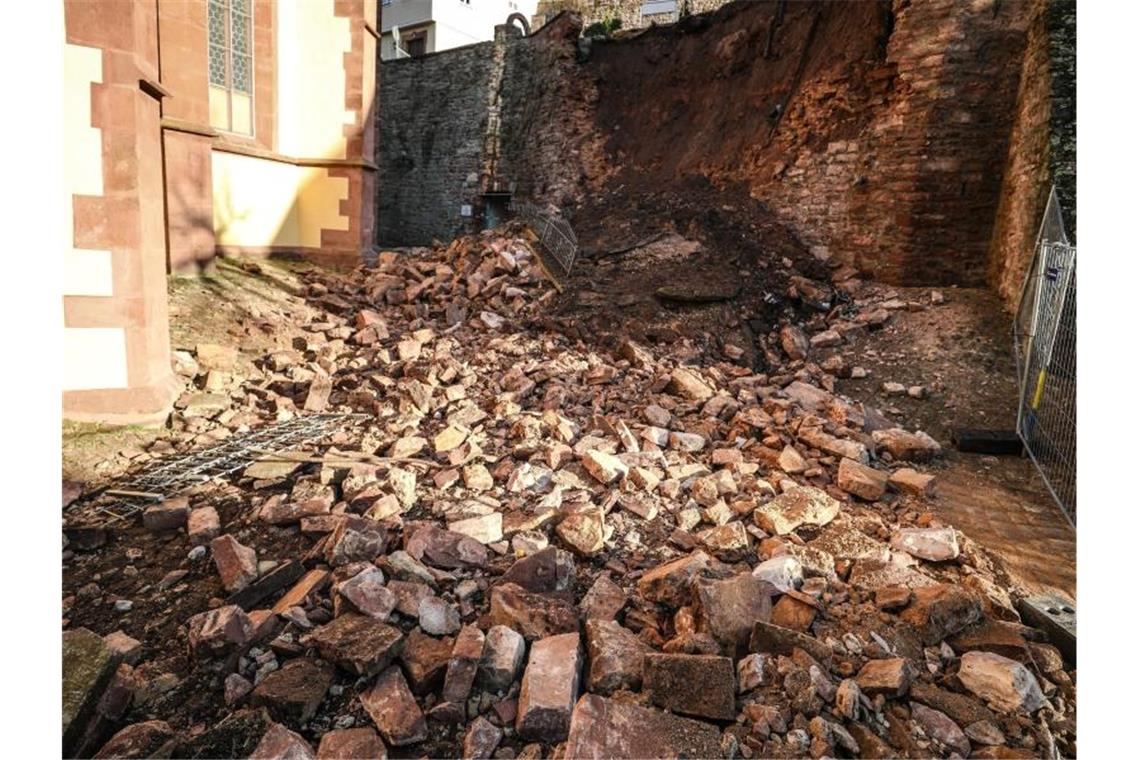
[208,0,254,135]
[403,29,427,57]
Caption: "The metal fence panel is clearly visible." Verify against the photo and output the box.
[1014,187,1076,524]
[510,201,579,279]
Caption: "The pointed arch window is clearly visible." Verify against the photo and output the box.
[208,0,254,135]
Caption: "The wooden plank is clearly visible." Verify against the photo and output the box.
[271,568,331,614]
[226,560,306,611]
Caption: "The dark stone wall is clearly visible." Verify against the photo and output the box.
[378,15,594,246]
[1047,0,1076,240]
[988,0,1077,310]
[377,42,495,246]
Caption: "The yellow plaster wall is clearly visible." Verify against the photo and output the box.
[211,151,349,249]
[276,0,353,160]
[64,43,114,299]
[64,327,128,391]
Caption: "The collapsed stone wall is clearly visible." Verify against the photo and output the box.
[377,0,1074,299]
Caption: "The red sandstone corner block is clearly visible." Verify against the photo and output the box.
[516,632,582,742]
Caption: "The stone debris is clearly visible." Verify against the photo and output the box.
[211,535,259,593]
[61,230,1075,759]
[516,632,582,742]
[442,625,484,704]
[335,568,396,620]
[308,614,404,677]
[836,457,888,501]
[479,625,527,692]
[565,694,722,759]
[872,428,942,461]
[251,658,335,722]
[888,467,936,496]
[957,651,1046,713]
[91,720,175,759]
[753,486,840,535]
[752,555,803,593]
[463,716,503,759]
[361,667,427,746]
[142,496,190,532]
[585,619,648,694]
[187,506,221,545]
[249,723,315,760]
[855,657,913,697]
[316,727,387,760]
[891,527,960,561]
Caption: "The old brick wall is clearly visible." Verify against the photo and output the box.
[534,0,732,31]
[377,42,496,245]
[587,0,1035,285]
[378,0,1072,292]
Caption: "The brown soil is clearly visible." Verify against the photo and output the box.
[560,174,828,364]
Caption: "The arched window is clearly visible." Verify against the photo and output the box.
[208,0,254,135]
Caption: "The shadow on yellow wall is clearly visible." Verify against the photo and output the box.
[211,152,350,251]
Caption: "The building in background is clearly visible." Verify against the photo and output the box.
[62,0,379,424]
[531,0,730,31]
[380,0,537,60]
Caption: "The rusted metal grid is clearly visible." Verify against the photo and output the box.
[67,413,369,525]
[511,200,579,280]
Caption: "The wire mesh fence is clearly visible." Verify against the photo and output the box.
[1014,187,1076,524]
[510,200,579,279]
[66,413,369,525]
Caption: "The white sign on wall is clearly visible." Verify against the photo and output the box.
[460,204,473,217]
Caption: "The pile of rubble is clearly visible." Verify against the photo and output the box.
[63,229,1075,758]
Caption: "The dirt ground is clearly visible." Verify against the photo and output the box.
[62,258,321,487]
[828,285,1076,597]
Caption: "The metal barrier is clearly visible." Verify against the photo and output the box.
[66,413,370,525]
[1014,187,1076,524]
[510,201,579,279]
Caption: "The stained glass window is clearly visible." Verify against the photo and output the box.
[207,0,254,134]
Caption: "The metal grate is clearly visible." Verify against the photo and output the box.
[1014,187,1076,525]
[67,414,369,525]
[511,201,579,279]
